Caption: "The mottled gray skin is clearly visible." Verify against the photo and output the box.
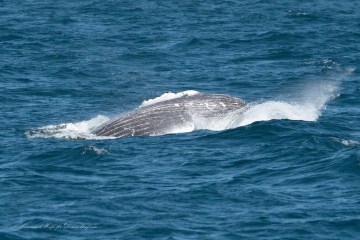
[93,93,246,137]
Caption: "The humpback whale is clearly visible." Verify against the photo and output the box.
[93,91,247,138]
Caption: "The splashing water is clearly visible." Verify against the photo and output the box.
[26,78,341,140]
[231,79,340,127]
[26,115,111,140]
[140,90,199,107]
[232,101,317,127]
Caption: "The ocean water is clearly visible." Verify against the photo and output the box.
[1,0,360,239]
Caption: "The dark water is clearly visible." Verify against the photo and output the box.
[1,0,360,239]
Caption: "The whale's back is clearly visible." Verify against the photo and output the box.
[93,93,246,137]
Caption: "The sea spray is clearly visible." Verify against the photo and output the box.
[229,80,340,128]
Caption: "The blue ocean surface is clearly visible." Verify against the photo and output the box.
[1,0,360,239]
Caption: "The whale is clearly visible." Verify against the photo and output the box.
[93,91,247,138]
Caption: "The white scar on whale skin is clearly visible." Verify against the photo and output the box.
[93,91,247,138]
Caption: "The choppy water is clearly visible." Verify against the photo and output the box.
[1,0,360,239]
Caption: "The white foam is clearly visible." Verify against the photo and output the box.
[345,67,356,76]
[26,115,112,140]
[162,121,196,136]
[231,101,318,127]
[330,137,360,147]
[82,145,109,154]
[140,90,199,108]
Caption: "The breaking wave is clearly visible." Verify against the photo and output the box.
[26,78,342,140]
